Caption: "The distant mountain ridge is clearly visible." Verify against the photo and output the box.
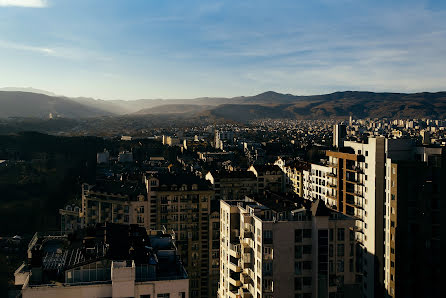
[0,89,445,120]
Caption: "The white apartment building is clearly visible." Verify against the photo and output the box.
[218,192,360,298]
[328,137,385,298]
[302,163,332,205]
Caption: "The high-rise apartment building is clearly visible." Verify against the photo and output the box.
[303,163,332,204]
[333,124,347,148]
[326,137,386,298]
[80,173,219,298]
[218,192,360,298]
[383,145,443,298]
[325,137,445,298]
[144,173,218,298]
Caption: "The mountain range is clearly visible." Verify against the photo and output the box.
[1,89,445,121]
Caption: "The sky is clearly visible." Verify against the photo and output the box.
[0,0,446,100]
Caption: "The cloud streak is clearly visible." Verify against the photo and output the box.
[0,0,47,7]
[0,40,54,54]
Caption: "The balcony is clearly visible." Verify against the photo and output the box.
[228,276,242,287]
[327,172,337,178]
[327,182,337,188]
[243,267,255,280]
[240,273,252,284]
[326,193,337,200]
[239,288,253,298]
[345,178,363,185]
[243,230,253,239]
[242,237,254,248]
[228,259,242,273]
[327,162,338,167]
[229,243,241,258]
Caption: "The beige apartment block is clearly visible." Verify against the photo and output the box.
[144,173,218,298]
[218,192,359,298]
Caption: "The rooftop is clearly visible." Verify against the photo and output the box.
[209,170,257,180]
[88,181,146,199]
[150,173,213,191]
[23,223,187,287]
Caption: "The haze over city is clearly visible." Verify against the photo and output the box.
[1,0,446,99]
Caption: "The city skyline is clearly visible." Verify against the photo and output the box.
[1,0,446,100]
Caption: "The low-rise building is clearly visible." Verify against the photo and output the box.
[15,223,189,298]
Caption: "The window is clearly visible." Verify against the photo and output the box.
[263,230,273,239]
[337,228,345,241]
[141,295,151,298]
[303,245,312,254]
[294,262,302,275]
[337,244,344,257]
[138,206,144,213]
[157,294,170,298]
[303,276,312,286]
[137,215,144,224]
[295,246,302,259]
[303,261,312,270]
[337,260,344,272]
[294,277,302,290]
[303,229,312,238]
[178,293,186,298]
[295,229,302,242]
[365,151,368,156]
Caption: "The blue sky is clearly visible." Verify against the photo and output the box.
[0,0,445,100]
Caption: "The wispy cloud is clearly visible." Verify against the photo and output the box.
[0,0,47,7]
[0,40,54,54]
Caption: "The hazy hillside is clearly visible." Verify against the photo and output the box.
[1,90,445,120]
[0,91,113,118]
[133,104,214,115]
[202,91,446,121]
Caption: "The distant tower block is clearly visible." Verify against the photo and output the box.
[333,124,347,148]
[421,130,431,145]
